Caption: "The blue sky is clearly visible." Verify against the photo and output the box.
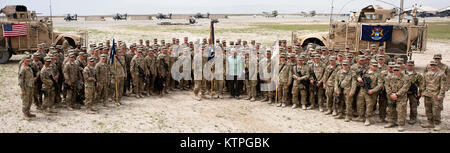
[1,0,448,16]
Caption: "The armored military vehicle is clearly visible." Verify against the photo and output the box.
[64,13,78,21]
[0,5,81,64]
[262,10,278,18]
[292,5,428,59]
[155,13,172,20]
[193,13,210,19]
[113,13,127,20]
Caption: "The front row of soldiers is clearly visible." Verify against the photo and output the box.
[18,40,447,132]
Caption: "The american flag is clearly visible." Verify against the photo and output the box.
[2,24,27,37]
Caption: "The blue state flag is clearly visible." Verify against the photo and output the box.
[109,39,116,65]
[361,25,393,42]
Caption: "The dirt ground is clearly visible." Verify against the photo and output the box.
[1,16,450,133]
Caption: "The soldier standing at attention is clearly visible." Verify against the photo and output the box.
[130,50,146,98]
[277,53,292,107]
[334,60,357,121]
[40,57,58,115]
[421,61,447,131]
[125,44,136,94]
[61,37,70,54]
[18,55,36,120]
[95,54,110,107]
[110,51,126,105]
[145,50,156,96]
[356,60,383,126]
[322,55,338,115]
[63,53,81,110]
[384,65,410,132]
[83,57,97,114]
[424,54,450,91]
[309,54,325,111]
[30,53,43,110]
[405,60,423,125]
[291,55,310,110]
[157,47,170,97]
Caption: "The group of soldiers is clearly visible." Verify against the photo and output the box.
[18,37,448,132]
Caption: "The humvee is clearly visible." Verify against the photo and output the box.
[155,13,172,20]
[292,5,428,59]
[262,10,278,18]
[0,5,81,64]
[113,13,127,20]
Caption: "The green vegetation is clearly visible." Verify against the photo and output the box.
[428,22,450,40]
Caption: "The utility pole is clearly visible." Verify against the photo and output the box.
[49,0,54,42]
[329,0,334,46]
[399,0,404,23]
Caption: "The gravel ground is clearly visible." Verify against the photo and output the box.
[1,17,449,133]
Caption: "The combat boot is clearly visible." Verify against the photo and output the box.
[281,103,286,107]
[384,122,396,128]
[276,103,282,107]
[250,97,256,102]
[421,121,434,128]
[261,97,268,102]
[135,94,140,98]
[355,117,365,122]
[67,106,74,111]
[319,106,324,112]
[292,104,298,109]
[23,114,31,121]
[306,105,315,110]
[408,119,417,125]
[433,125,441,131]
[335,114,344,119]
[86,108,97,114]
[364,119,371,126]
[219,94,224,99]
[344,117,351,122]
[48,108,58,113]
[301,105,307,110]
[325,110,332,115]
[397,126,405,132]
[332,111,338,116]
[245,96,251,100]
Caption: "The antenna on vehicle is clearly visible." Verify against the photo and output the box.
[328,0,334,46]
[49,0,54,42]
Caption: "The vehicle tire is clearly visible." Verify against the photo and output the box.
[0,48,12,64]
[392,26,408,45]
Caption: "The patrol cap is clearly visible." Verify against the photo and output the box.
[88,57,95,62]
[308,48,315,51]
[49,46,55,50]
[145,40,150,43]
[433,54,442,59]
[342,60,350,65]
[45,57,52,62]
[23,55,31,60]
[370,44,377,48]
[297,55,305,60]
[357,55,366,60]
[388,62,396,67]
[430,61,438,66]
[345,46,350,49]
[37,44,42,48]
[393,65,401,71]
[69,53,76,58]
[33,53,40,58]
[139,39,143,42]
[397,58,404,64]
[184,37,188,40]
[329,55,337,60]
[346,53,354,58]
[379,46,385,50]
[266,50,271,54]
[280,53,286,58]
[370,60,378,66]
[81,46,87,50]
[337,52,345,57]
[288,53,295,58]
[47,54,54,58]
[321,47,327,51]
[313,54,321,58]
[334,49,340,52]
[56,45,62,49]
[406,60,414,66]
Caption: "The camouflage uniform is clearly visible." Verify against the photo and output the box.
[63,53,82,109]
[83,58,97,112]
[40,58,57,114]
[110,55,126,103]
[291,56,310,109]
[277,54,292,107]
[18,56,35,119]
[157,51,170,95]
[94,55,110,106]
[321,56,338,114]
[144,52,156,95]
[421,61,447,130]
[130,51,146,98]
[405,61,423,124]
[334,60,357,120]
[309,55,325,110]
[384,65,410,131]
[355,62,383,125]
[30,54,43,109]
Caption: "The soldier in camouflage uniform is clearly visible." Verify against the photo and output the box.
[40,57,58,115]
[322,55,338,115]
[83,57,97,114]
[130,50,146,98]
[18,55,36,120]
[63,53,82,110]
[30,53,43,110]
[291,55,310,109]
[334,60,357,121]
[125,44,136,94]
[309,54,325,110]
[405,60,423,125]
[157,47,171,96]
[110,51,126,105]
[424,54,450,91]
[145,50,157,96]
[355,60,383,126]
[95,54,110,107]
[277,53,292,107]
[384,65,411,132]
[421,61,447,131]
